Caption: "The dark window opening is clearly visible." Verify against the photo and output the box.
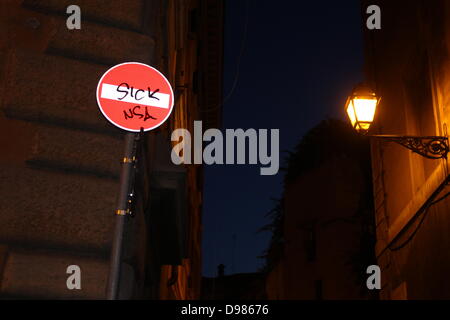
[306,224,317,262]
[315,280,323,300]
[192,70,199,94]
[189,8,198,34]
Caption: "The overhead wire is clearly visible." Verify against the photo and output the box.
[203,0,250,112]
[389,188,450,251]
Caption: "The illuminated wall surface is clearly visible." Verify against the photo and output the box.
[0,0,223,299]
[362,0,450,299]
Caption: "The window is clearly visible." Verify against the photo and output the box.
[315,280,323,300]
[306,224,317,262]
[189,8,198,34]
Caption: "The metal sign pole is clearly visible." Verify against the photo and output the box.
[106,132,138,300]
[97,62,174,299]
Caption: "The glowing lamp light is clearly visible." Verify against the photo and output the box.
[342,83,448,160]
[345,84,379,133]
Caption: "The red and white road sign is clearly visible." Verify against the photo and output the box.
[96,62,174,132]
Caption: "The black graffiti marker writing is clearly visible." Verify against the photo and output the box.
[147,87,160,100]
[144,107,157,121]
[123,106,157,121]
[117,82,129,100]
[117,83,156,101]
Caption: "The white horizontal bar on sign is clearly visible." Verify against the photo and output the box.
[100,83,170,109]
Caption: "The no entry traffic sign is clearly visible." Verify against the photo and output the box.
[96,62,174,132]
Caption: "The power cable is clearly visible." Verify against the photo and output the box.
[203,0,250,112]
[389,190,450,251]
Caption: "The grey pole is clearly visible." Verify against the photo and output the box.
[106,132,138,300]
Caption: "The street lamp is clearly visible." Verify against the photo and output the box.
[345,83,449,160]
[346,83,379,133]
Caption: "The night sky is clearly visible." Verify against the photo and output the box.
[202,0,365,277]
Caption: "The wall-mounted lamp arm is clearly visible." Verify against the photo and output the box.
[369,135,449,160]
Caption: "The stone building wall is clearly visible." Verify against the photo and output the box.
[0,0,223,299]
[362,0,450,299]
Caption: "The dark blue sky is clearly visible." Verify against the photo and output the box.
[202,0,365,277]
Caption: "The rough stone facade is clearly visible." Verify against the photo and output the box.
[0,0,223,299]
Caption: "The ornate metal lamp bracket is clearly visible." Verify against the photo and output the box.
[371,135,449,160]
